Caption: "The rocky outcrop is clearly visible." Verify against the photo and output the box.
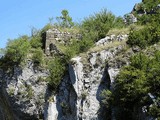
[0,36,129,120]
[0,60,49,120]
[53,44,127,120]
[124,13,137,24]
[95,34,128,46]
[44,97,58,120]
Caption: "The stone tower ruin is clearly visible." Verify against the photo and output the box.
[43,29,60,55]
[43,28,81,55]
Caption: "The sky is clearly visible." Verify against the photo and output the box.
[0,0,141,48]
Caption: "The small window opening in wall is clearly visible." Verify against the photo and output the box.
[49,43,54,52]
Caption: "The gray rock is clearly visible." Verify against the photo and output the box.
[44,98,58,120]
[0,60,48,120]
[0,36,129,120]
[132,46,141,52]
[95,34,128,46]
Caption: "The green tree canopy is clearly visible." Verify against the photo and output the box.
[4,36,31,67]
[56,9,74,28]
[112,52,160,120]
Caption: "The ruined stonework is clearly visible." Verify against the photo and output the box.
[44,29,59,55]
[43,28,81,55]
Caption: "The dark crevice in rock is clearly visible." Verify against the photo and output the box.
[96,63,112,120]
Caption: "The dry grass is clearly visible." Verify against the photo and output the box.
[78,40,127,64]
[54,42,66,53]
[58,26,80,34]
[107,28,130,35]
[107,25,144,35]
[88,40,127,53]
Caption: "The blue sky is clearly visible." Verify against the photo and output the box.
[0,0,141,48]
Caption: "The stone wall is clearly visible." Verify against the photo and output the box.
[44,28,81,55]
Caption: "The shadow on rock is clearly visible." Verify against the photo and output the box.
[96,63,111,120]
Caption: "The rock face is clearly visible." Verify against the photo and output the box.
[0,37,128,120]
[0,60,49,120]
[53,45,126,120]
[44,98,58,120]
[95,34,128,46]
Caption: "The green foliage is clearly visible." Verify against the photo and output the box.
[63,9,125,57]
[130,53,150,70]
[3,36,31,68]
[149,102,160,120]
[56,9,74,28]
[46,56,66,93]
[101,90,112,108]
[133,0,160,25]
[64,38,94,59]
[30,35,42,49]
[127,22,160,48]
[31,48,44,66]
[137,14,151,25]
[81,9,125,43]
[82,9,115,42]
[127,27,148,48]
[142,0,160,12]
[0,48,5,54]
[114,16,125,28]
[26,85,33,98]
[110,52,160,119]
[41,23,53,33]
[114,66,147,103]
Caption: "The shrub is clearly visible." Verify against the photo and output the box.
[30,35,42,49]
[56,9,74,28]
[130,53,150,70]
[26,85,33,98]
[31,48,44,66]
[46,56,66,93]
[127,22,160,48]
[110,52,160,119]
[81,9,116,42]
[133,0,160,25]
[4,36,31,67]
[127,28,148,48]
[114,16,125,28]
[40,23,53,34]
[64,38,94,59]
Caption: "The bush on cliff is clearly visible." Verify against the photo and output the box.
[46,56,67,93]
[31,48,44,66]
[102,52,160,120]
[1,36,31,70]
[81,9,125,42]
[127,22,160,48]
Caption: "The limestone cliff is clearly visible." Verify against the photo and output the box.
[0,60,49,120]
[0,34,129,120]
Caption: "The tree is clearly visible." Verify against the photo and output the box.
[31,48,44,66]
[30,35,42,49]
[127,22,160,48]
[0,48,5,54]
[56,9,74,28]
[110,52,160,119]
[0,36,31,72]
[81,9,124,42]
[5,36,31,66]
[82,9,116,41]
[46,56,66,93]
